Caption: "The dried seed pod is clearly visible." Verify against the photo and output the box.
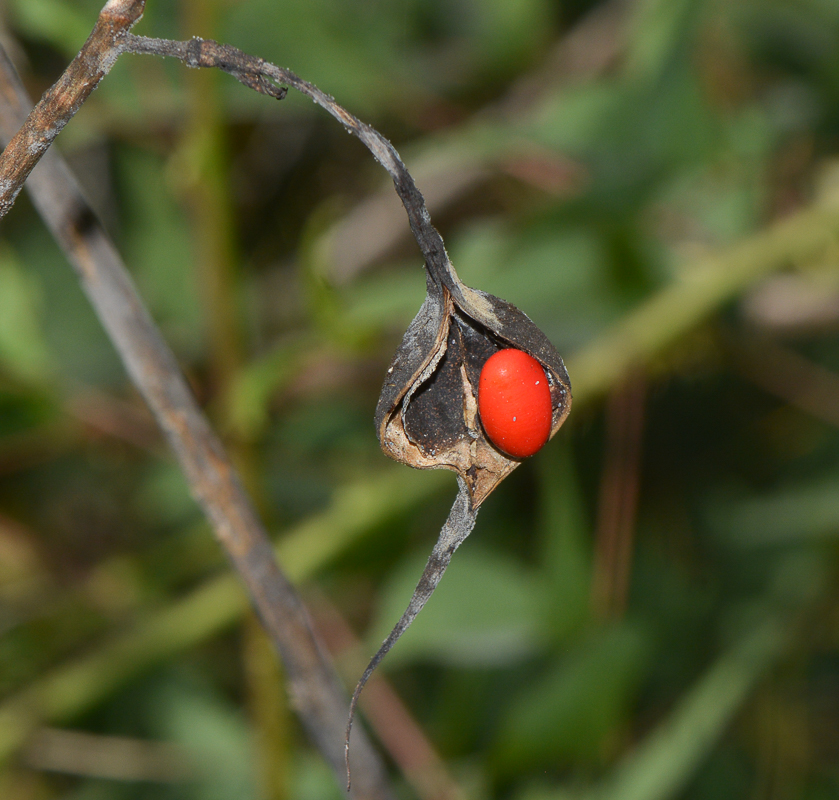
[347,260,572,785]
[375,258,571,508]
[340,104,571,790]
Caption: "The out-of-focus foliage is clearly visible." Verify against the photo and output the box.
[1,0,839,799]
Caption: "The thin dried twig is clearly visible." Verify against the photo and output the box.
[345,480,477,788]
[0,0,146,218]
[121,33,453,294]
[0,33,393,800]
[312,590,467,800]
[591,374,646,620]
[323,0,630,283]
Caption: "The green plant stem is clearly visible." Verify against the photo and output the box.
[179,1,244,397]
[586,618,786,800]
[568,199,839,406]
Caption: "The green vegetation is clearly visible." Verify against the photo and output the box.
[2,1,839,798]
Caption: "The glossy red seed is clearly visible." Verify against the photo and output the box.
[478,349,552,458]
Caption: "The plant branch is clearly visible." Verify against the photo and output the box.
[0,43,393,800]
[345,479,477,789]
[0,0,146,218]
[121,33,457,293]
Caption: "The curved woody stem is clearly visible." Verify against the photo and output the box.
[344,479,478,789]
[121,34,457,291]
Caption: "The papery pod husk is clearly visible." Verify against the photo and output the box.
[375,261,571,509]
[343,104,572,784]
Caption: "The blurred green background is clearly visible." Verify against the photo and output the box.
[2,0,839,798]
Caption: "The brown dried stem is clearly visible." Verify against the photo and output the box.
[312,591,467,800]
[590,374,646,620]
[0,0,146,218]
[345,479,477,789]
[0,35,392,800]
[119,33,457,299]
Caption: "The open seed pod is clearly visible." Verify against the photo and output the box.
[342,114,572,787]
[375,260,571,508]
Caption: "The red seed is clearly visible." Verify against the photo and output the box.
[478,349,552,458]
